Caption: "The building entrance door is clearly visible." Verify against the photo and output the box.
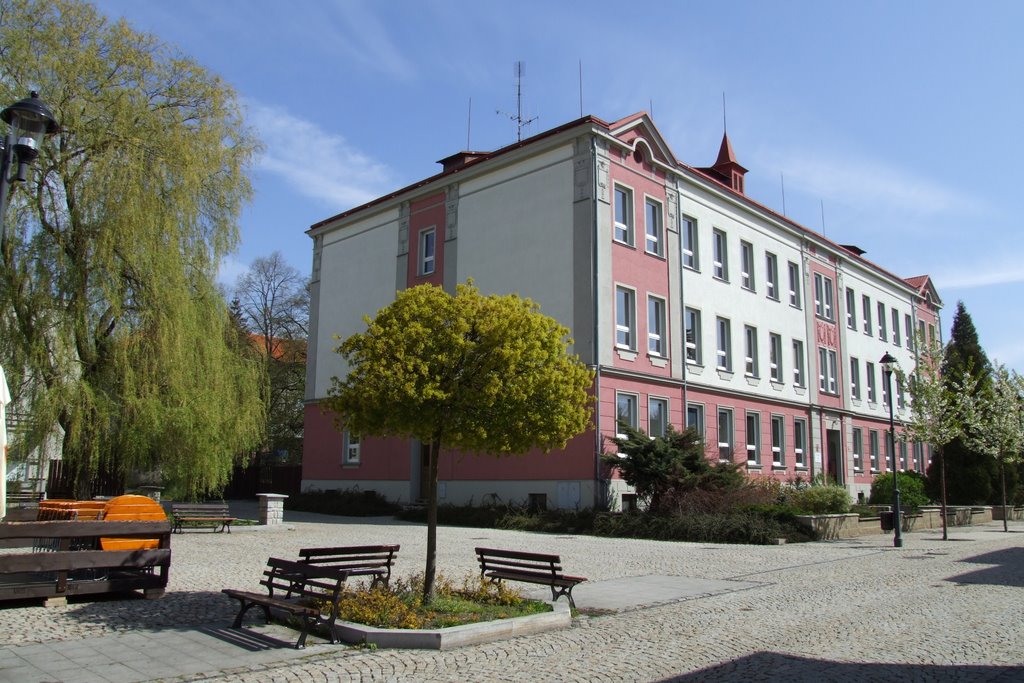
[826,429,843,485]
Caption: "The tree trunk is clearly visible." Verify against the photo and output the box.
[422,436,441,604]
[939,447,948,541]
[1001,458,1008,533]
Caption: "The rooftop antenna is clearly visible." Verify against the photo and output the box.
[579,60,583,118]
[780,172,787,215]
[723,92,728,133]
[820,200,827,236]
[497,61,537,142]
[467,97,472,150]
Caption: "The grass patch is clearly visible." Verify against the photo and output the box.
[323,574,550,629]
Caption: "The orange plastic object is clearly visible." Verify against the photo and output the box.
[100,495,167,550]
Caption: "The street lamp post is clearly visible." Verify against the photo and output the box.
[880,352,903,548]
[0,91,60,229]
[0,92,59,519]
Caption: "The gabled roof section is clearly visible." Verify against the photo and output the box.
[607,112,679,167]
[905,275,943,308]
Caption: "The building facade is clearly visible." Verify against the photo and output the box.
[302,113,942,509]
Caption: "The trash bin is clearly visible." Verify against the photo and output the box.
[880,511,894,531]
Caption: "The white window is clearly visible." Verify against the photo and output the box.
[718,408,734,461]
[648,397,668,438]
[866,361,876,403]
[852,428,864,472]
[892,308,901,346]
[850,357,861,400]
[918,320,926,344]
[897,378,906,411]
[813,273,834,320]
[846,288,857,330]
[647,296,667,356]
[687,403,705,436]
[645,198,663,256]
[682,215,698,270]
[794,419,807,467]
[884,430,893,471]
[685,307,701,364]
[869,430,880,471]
[788,262,801,308]
[913,442,924,471]
[769,333,783,383]
[746,412,761,465]
[771,415,784,466]
[793,340,806,387]
[744,325,759,377]
[765,252,779,300]
[862,295,872,336]
[740,240,755,291]
[818,347,837,394]
[712,229,728,281]
[344,432,361,464]
[905,314,913,350]
[877,301,887,340]
[615,286,635,350]
[614,185,633,245]
[616,392,638,436]
[716,317,732,371]
[881,370,889,408]
[419,228,436,276]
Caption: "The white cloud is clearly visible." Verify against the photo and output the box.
[758,148,988,219]
[246,101,393,209]
[935,266,1024,290]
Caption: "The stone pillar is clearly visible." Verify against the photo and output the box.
[256,493,288,526]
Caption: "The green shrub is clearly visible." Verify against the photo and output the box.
[592,510,806,545]
[869,472,930,511]
[785,484,851,514]
[286,488,401,516]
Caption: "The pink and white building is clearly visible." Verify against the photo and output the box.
[301,113,943,509]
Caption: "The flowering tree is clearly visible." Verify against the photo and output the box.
[903,335,979,540]
[965,363,1024,532]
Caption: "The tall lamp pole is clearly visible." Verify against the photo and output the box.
[880,352,902,548]
[0,92,60,518]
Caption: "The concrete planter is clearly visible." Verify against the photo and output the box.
[992,505,1024,521]
[331,600,570,649]
[794,513,860,540]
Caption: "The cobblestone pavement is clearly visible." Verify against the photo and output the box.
[1,505,1022,682]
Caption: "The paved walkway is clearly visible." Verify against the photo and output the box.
[1,503,1023,682]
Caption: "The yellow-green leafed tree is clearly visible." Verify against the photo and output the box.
[0,0,266,499]
[325,282,593,601]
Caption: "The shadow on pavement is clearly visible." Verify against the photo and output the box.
[947,547,1024,588]
[659,652,1024,682]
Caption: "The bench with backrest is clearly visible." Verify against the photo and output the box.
[170,502,236,533]
[221,557,349,649]
[297,545,399,589]
[476,547,587,609]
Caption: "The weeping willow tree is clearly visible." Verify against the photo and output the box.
[0,0,266,498]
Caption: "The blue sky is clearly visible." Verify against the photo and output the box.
[92,0,1024,371]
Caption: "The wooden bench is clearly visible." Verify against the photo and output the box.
[298,544,399,589]
[170,502,236,533]
[221,557,349,649]
[476,547,587,609]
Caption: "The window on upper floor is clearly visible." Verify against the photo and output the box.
[616,392,638,437]
[685,307,702,365]
[687,403,705,436]
[866,362,876,403]
[419,227,436,276]
[869,430,880,471]
[862,295,872,336]
[614,185,634,246]
[740,241,755,291]
[877,301,887,341]
[846,288,857,330]
[892,308,901,346]
[793,340,806,388]
[769,333,783,383]
[765,252,779,300]
[716,317,732,371]
[788,262,802,308]
[648,397,668,438]
[746,411,761,465]
[647,295,667,357]
[852,428,864,472]
[904,314,913,350]
[713,229,729,281]
[744,325,759,377]
[818,347,838,394]
[645,198,664,257]
[682,215,699,270]
[813,273,834,320]
[850,357,861,400]
[343,432,361,465]
[771,415,785,467]
[794,419,807,467]
[718,408,734,462]
[615,286,636,350]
